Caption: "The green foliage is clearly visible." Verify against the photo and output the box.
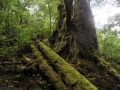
[97,29,120,65]
[0,0,30,58]
[97,8,120,66]
[108,13,120,27]
[29,0,58,38]
[0,0,58,59]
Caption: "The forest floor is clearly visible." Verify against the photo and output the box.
[74,60,120,90]
[0,56,54,90]
[0,43,120,90]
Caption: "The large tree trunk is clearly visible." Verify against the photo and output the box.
[49,0,98,61]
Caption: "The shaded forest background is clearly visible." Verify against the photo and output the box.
[0,0,120,89]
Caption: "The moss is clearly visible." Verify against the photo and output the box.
[72,55,80,61]
[38,41,98,90]
[63,17,66,22]
[31,44,69,90]
[99,58,120,80]
[54,39,67,53]
[88,78,96,82]
[100,79,114,89]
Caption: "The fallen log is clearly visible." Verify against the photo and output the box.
[31,44,69,90]
[38,41,98,90]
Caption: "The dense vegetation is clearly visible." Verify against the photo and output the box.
[0,0,119,68]
[0,0,57,59]
[0,0,120,89]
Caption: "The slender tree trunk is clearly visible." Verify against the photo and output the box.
[47,3,52,36]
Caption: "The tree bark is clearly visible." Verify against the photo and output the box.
[49,0,98,61]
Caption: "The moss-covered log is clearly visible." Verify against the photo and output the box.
[98,58,120,80]
[38,41,98,90]
[18,42,120,90]
[31,44,69,90]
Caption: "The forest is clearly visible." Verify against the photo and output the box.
[0,0,120,90]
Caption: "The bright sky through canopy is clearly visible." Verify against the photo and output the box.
[92,3,120,28]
